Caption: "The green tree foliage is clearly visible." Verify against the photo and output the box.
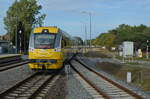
[4,0,45,47]
[93,24,150,50]
[93,33,116,49]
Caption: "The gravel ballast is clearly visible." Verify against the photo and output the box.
[46,70,93,99]
[65,70,93,99]
[0,64,33,93]
[0,65,93,99]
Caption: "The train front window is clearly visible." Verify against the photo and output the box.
[34,33,56,49]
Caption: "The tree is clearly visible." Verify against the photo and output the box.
[4,0,46,52]
[92,33,116,49]
[92,24,150,50]
[115,24,134,43]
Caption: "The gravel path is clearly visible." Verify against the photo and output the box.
[0,64,33,93]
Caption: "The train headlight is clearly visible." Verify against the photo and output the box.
[55,48,61,52]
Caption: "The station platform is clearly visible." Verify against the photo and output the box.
[0,54,22,59]
[0,54,22,64]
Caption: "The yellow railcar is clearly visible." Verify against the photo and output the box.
[28,26,64,70]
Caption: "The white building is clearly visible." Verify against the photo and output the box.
[122,41,134,58]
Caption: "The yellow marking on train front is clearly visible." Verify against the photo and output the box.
[33,27,58,33]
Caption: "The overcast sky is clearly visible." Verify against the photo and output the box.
[1,0,150,39]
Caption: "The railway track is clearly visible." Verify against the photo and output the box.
[70,58,146,99]
[0,72,60,99]
[0,60,29,72]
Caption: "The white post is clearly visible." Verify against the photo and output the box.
[127,72,132,83]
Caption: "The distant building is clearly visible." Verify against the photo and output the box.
[0,35,4,40]
[0,34,15,54]
[0,34,10,41]
[0,40,9,54]
[0,40,15,54]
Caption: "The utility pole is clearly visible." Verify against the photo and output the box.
[146,40,149,59]
[81,11,92,48]
[89,12,92,48]
[85,23,87,52]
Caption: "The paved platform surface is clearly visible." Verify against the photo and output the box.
[0,54,22,59]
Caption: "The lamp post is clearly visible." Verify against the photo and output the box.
[15,0,18,53]
[82,11,92,48]
[19,30,22,53]
[89,12,92,48]
[81,22,87,52]
[84,23,87,50]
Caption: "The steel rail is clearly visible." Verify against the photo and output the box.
[69,61,111,99]
[0,72,38,98]
[0,72,59,99]
[29,74,58,99]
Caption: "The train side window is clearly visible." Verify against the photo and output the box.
[61,38,67,48]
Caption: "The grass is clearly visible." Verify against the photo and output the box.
[84,51,111,58]
[115,53,150,61]
[84,49,150,91]
[84,48,112,58]
[96,62,150,92]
